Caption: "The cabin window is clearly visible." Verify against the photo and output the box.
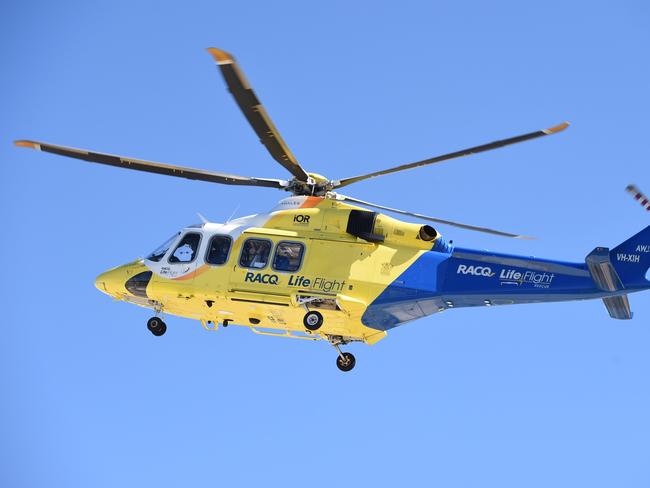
[273,241,305,272]
[206,235,232,265]
[239,238,272,269]
[146,232,180,262]
[168,232,202,263]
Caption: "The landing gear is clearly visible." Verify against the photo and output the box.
[327,335,356,372]
[336,352,356,372]
[147,316,167,336]
[303,310,323,331]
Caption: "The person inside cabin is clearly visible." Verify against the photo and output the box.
[274,242,303,272]
[207,236,231,265]
[168,233,202,263]
[241,239,270,268]
[274,245,292,270]
[216,238,230,263]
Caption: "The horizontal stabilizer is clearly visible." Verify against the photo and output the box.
[585,247,624,292]
[586,247,634,319]
[602,295,633,320]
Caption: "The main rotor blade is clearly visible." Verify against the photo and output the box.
[207,48,310,182]
[333,193,534,239]
[14,140,287,189]
[334,122,569,189]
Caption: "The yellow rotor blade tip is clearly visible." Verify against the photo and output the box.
[206,47,234,64]
[14,140,39,149]
[543,121,570,135]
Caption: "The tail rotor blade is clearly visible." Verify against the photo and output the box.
[626,184,650,212]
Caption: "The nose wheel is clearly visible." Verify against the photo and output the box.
[147,316,167,336]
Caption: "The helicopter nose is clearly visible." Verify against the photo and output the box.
[95,260,148,297]
[95,268,123,296]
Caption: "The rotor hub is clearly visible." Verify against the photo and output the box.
[286,173,334,196]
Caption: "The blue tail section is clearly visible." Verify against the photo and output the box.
[361,226,650,331]
[610,225,650,289]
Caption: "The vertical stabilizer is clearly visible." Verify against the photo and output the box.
[610,225,650,289]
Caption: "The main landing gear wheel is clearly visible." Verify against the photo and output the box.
[147,317,167,336]
[336,352,356,372]
[303,310,323,331]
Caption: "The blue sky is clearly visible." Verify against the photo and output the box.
[2,1,650,486]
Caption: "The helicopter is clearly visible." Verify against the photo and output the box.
[14,48,650,371]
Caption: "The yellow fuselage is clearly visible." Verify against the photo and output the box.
[95,196,442,345]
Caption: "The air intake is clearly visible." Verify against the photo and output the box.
[346,210,384,243]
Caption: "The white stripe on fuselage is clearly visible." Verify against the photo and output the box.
[143,196,312,278]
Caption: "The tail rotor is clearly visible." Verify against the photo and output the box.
[626,184,650,212]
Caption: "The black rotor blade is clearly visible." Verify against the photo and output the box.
[207,48,310,182]
[334,122,569,189]
[14,140,287,189]
[333,193,534,239]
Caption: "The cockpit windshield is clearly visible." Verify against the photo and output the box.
[146,233,180,262]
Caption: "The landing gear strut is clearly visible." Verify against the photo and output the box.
[147,316,167,336]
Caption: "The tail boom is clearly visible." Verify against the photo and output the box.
[361,227,650,330]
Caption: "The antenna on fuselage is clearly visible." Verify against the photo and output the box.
[197,212,209,224]
[226,204,241,224]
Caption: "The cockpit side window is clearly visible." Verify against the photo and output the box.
[239,238,272,269]
[168,232,202,264]
[146,233,180,262]
[272,241,305,272]
[206,235,232,265]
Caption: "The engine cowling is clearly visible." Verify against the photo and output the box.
[346,210,449,251]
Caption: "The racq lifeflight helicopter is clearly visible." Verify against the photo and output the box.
[15,48,650,371]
